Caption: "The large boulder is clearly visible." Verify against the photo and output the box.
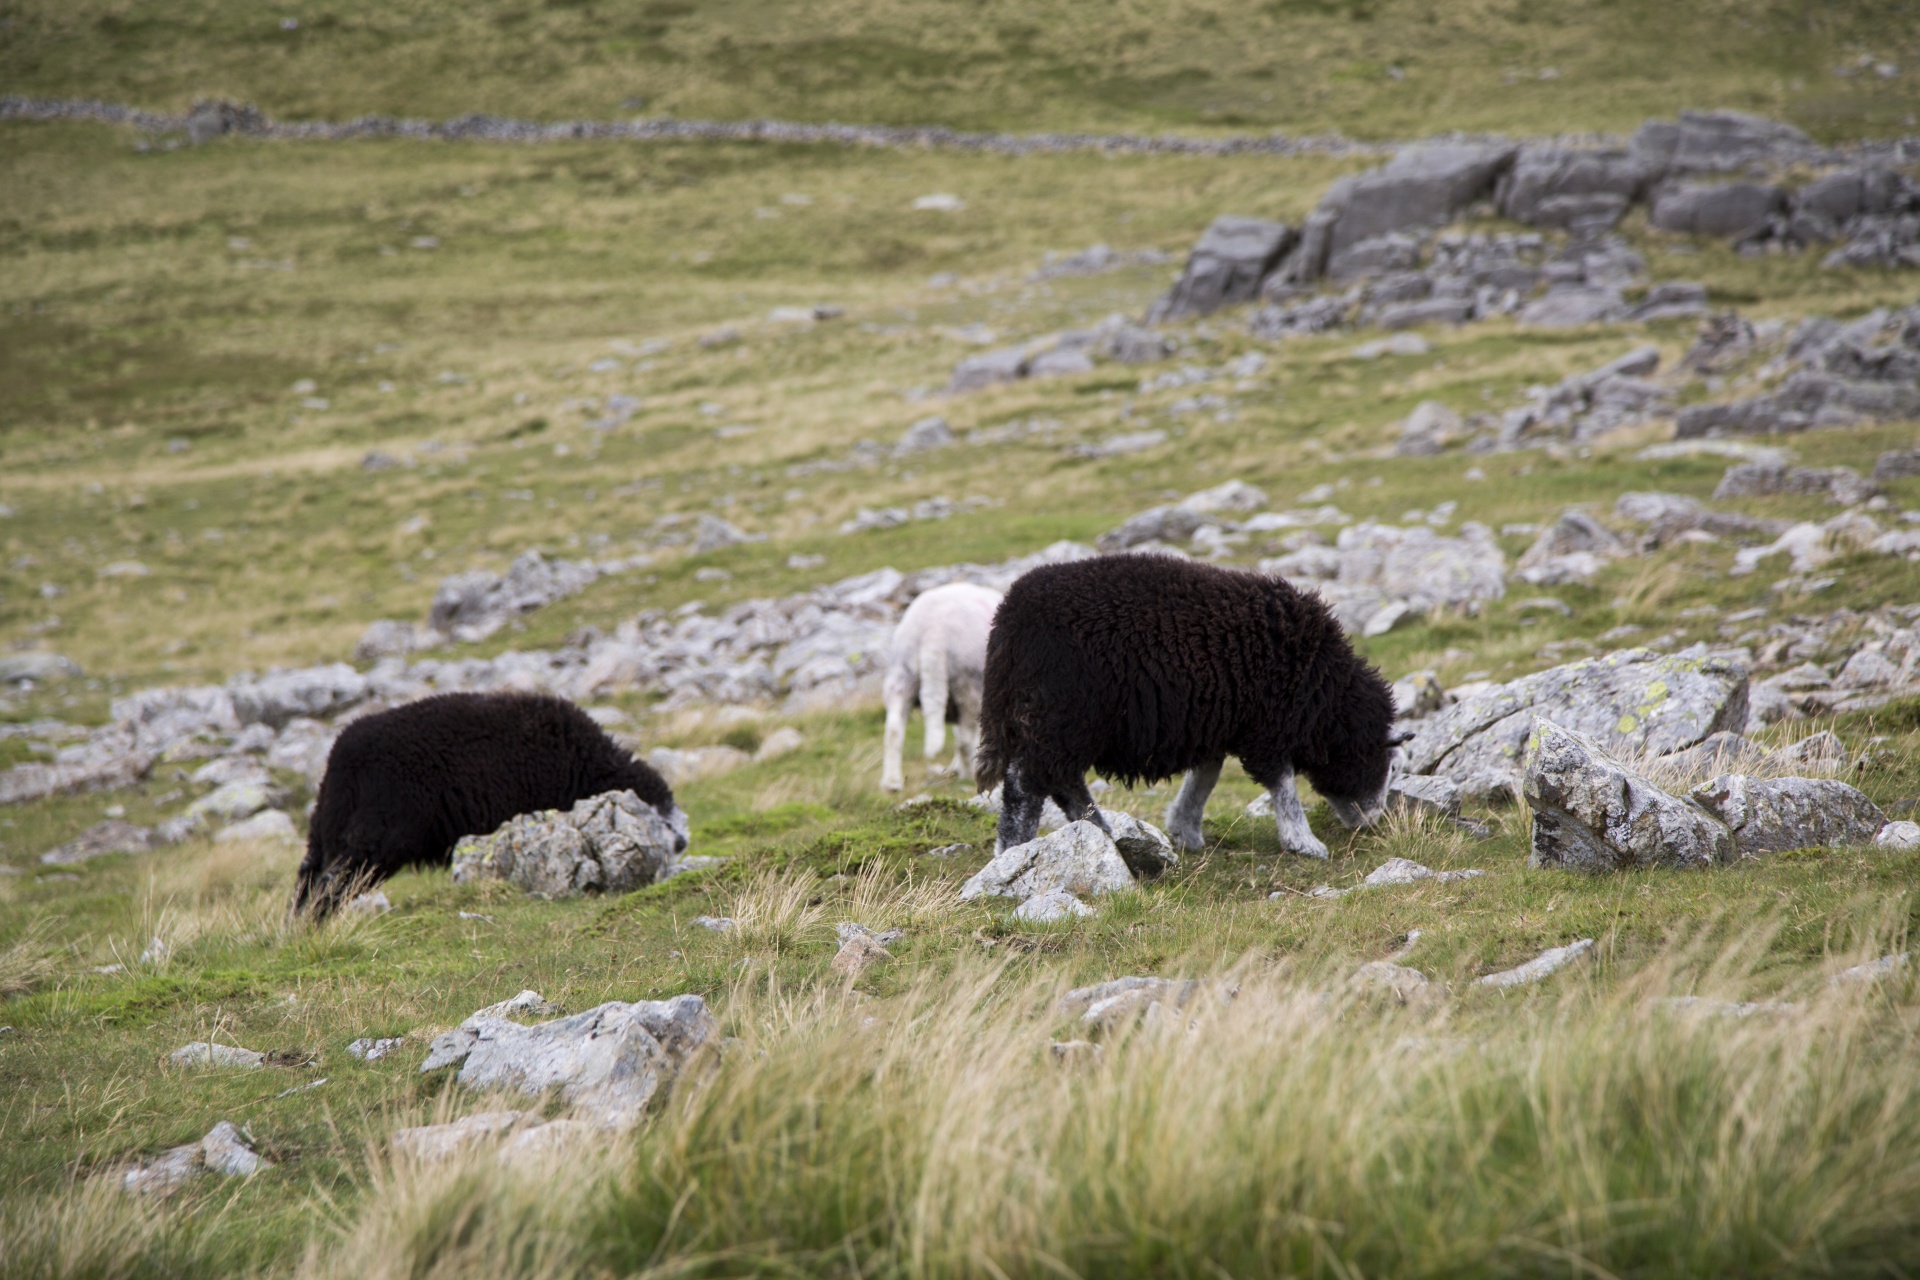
[228,663,368,728]
[1649,181,1787,238]
[1689,774,1886,856]
[1525,719,1733,871]
[1402,648,1750,802]
[1515,510,1628,585]
[1263,521,1506,634]
[1150,216,1295,321]
[451,790,678,898]
[421,992,715,1129]
[960,820,1138,901]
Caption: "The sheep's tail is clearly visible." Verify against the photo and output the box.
[974,678,1010,790]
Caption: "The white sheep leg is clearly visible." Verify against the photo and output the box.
[949,718,978,783]
[1268,765,1329,860]
[1164,757,1223,852]
[880,673,913,793]
[918,635,949,767]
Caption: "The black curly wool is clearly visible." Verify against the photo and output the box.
[976,554,1395,818]
[292,692,678,918]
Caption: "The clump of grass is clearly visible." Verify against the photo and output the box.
[722,866,830,954]
[299,937,1920,1278]
[0,1176,210,1280]
[0,915,63,998]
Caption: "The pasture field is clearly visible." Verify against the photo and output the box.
[5,9,1920,1271]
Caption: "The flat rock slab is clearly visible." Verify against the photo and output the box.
[452,789,676,898]
[421,993,715,1129]
[170,1042,266,1069]
[1690,774,1885,856]
[1311,856,1486,898]
[1409,648,1750,802]
[391,1110,536,1161]
[960,820,1137,902]
[1479,938,1596,988]
[1526,719,1733,871]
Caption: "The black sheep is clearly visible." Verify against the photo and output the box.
[291,691,686,918]
[975,555,1396,858]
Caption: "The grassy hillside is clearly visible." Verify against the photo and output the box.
[3,0,1920,138]
[3,65,1920,1279]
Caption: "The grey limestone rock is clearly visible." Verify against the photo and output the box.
[1689,774,1885,857]
[451,789,677,898]
[1151,215,1295,320]
[1650,181,1788,238]
[893,415,955,455]
[421,992,715,1129]
[1515,510,1627,585]
[960,820,1138,902]
[1011,888,1096,923]
[123,1121,268,1194]
[1322,144,1518,264]
[1632,111,1813,179]
[1713,462,1878,506]
[1497,146,1648,230]
[0,652,81,684]
[39,819,152,865]
[391,1110,537,1160]
[1407,649,1750,803]
[1478,938,1597,987]
[171,1041,267,1069]
[1525,719,1732,871]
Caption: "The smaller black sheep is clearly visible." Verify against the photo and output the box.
[292,692,686,919]
[975,555,1397,858]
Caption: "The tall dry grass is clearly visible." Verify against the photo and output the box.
[296,930,1920,1279]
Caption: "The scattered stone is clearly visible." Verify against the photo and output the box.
[1311,857,1485,897]
[1061,976,1209,1027]
[0,652,81,684]
[894,415,955,456]
[428,551,610,644]
[347,1036,404,1061]
[1395,400,1468,456]
[1390,670,1446,718]
[215,809,299,844]
[1261,520,1506,633]
[1828,952,1912,987]
[1515,510,1628,585]
[1689,774,1885,856]
[1049,1039,1103,1064]
[188,780,280,823]
[391,1110,535,1160]
[123,1121,268,1194]
[1525,719,1733,871]
[647,745,751,786]
[1102,811,1178,877]
[1713,462,1879,507]
[1478,938,1596,988]
[420,992,715,1129]
[1650,180,1787,237]
[753,726,805,761]
[1655,995,1803,1019]
[1012,888,1097,923]
[830,925,896,978]
[1351,961,1433,1001]
[343,889,393,916]
[39,820,152,865]
[170,1042,267,1069]
[960,821,1137,901]
[451,790,678,898]
[1875,820,1920,850]
[1497,345,1667,447]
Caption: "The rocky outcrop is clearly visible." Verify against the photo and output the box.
[1515,510,1628,585]
[428,550,613,644]
[1649,181,1787,238]
[1525,720,1733,871]
[123,1121,269,1194]
[1496,346,1669,447]
[1402,648,1749,802]
[1678,303,1920,438]
[421,992,715,1129]
[451,790,678,898]
[1295,144,1518,283]
[1497,146,1649,232]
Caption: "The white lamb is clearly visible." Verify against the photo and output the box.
[879,582,1002,792]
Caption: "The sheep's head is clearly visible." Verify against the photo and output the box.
[1300,667,1398,824]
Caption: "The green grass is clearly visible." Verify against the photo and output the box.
[4,0,1920,139]
[5,54,1920,1275]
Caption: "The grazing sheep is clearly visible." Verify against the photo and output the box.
[880,582,1002,791]
[292,692,686,918]
[976,555,1396,858]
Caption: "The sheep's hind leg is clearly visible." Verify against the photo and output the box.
[1055,776,1113,837]
[996,765,1047,854]
[1164,758,1223,852]
[1266,765,1329,860]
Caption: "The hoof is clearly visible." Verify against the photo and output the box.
[1284,836,1331,861]
[1170,827,1206,853]
[880,778,905,794]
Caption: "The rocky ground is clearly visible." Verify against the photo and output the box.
[5,43,1920,1277]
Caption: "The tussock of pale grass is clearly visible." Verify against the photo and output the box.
[0,1176,199,1280]
[844,861,955,932]
[0,914,64,997]
[1612,559,1689,626]
[119,837,307,959]
[304,933,1920,1279]
[721,866,829,954]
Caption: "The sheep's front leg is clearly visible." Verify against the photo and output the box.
[1164,757,1223,852]
[1267,765,1329,860]
[880,676,913,793]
